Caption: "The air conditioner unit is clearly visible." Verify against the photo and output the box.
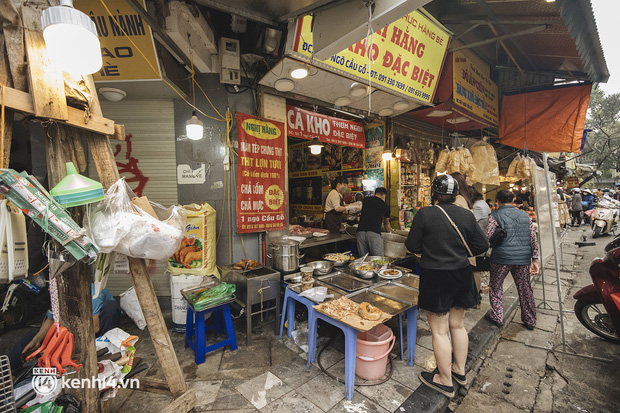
[166,1,217,73]
[219,37,240,85]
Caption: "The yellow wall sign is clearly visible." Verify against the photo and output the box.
[75,0,161,81]
[291,11,451,104]
[452,51,499,126]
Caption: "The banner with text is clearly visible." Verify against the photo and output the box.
[291,12,450,104]
[236,113,287,233]
[286,105,365,148]
[452,51,499,126]
[75,0,161,81]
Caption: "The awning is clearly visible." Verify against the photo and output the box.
[498,84,592,153]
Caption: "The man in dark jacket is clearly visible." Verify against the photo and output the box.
[486,190,539,330]
[570,188,582,226]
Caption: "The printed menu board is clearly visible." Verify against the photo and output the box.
[236,113,286,233]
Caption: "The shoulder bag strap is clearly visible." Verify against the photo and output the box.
[435,205,474,257]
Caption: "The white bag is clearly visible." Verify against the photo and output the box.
[120,287,147,330]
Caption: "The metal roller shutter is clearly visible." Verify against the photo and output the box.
[88,99,178,296]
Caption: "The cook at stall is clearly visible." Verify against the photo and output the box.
[324,176,350,233]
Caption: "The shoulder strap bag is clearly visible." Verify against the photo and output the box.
[435,206,476,266]
[488,212,507,248]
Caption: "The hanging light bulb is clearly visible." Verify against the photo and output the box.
[41,0,102,74]
[382,149,393,161]
[186,111,203,140]
[308,137,324,155]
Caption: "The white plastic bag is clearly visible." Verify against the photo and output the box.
[95,327,138,354]
[120,287,146,330]
[86,178,187,260]
[299,286,334,303]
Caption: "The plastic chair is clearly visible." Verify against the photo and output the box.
[185,302,237,365]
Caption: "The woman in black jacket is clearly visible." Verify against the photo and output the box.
[405,175,489,398]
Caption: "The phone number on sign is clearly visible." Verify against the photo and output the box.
[369,70,431,101]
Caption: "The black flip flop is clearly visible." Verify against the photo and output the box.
[419,371,455,398]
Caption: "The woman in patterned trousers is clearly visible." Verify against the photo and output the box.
[486,190,539,329]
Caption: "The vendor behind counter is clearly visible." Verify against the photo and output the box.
[357,187,392,256]
[324,176,349,233]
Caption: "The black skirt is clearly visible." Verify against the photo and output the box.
[418,266,479,314]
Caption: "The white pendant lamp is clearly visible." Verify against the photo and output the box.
[41,0,102,75]
[186,111,204,140]
[290,67,309,79]
[382,148,393,161]
[308,137,324,155]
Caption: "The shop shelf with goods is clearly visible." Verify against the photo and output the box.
[395,160,432,230]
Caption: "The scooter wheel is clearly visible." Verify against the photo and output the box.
[592,226,602,239]
[574,300,619,343]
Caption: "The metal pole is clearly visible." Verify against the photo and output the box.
[543,152,567,350]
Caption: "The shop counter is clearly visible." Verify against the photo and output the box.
[298,233,354,249]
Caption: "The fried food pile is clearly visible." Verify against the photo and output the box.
[233,259,260,270]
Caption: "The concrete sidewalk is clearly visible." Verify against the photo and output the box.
[448,226,620,413]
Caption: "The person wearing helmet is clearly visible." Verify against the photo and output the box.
[581,189,594,224]
[570,188,582,226]
[405,174,489,398]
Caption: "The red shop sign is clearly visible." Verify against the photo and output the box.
[286,105,365,148]
[236,113,287,233]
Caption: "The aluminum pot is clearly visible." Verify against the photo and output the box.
[268,238,305,273]
[381,233,408,259]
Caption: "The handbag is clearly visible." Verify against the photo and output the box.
[488,216,507,248]
[435,206,476,266]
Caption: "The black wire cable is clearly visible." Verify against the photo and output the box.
[316,335,395,386]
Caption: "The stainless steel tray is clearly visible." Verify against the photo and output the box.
[287,281,344,301]
[371,282,418,306]
[317,272,372,292]
[396,273,420,290]
[345,289,409,315]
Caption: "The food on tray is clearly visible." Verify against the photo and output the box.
[324,253,353,262]
[383,269,400,276]
[289,225,329,236]
[359,302,382,321]
[319,297,359,319]
[371,259,392,265]
[233,259,260,270]
[356,264,375,271]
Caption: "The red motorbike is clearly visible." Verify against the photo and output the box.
[573,236,620,343]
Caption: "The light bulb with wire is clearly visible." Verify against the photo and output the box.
[186,111,203,140]
[308,137,323,155]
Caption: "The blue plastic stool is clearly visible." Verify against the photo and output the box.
[279,287,316,339]
[185,302,237,365]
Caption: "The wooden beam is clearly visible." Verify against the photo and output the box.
[1,86,116,135]
[128,256,188,397]
[160,389,196,413]
[86,133,120,188]
[112,124,126,141]
[45,124,101,413]
[135,378,172,396]
[23,28,69,120]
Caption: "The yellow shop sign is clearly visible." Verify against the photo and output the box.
[291,10,451,104]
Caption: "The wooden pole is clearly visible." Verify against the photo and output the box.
[45,123,101,413]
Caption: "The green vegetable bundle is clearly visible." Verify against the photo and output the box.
[187,282,236,311]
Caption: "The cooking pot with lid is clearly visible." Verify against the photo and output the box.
[268,238,305,272]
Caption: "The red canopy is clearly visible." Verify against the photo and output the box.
[499,84,592,153]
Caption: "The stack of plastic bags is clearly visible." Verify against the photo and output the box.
[435,146,475,177]
[506,155,534,181]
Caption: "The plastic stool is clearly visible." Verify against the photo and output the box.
[185,302,237,365]
[279,287,316,339]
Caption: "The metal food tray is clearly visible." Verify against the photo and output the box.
[391,265,412,274]
[371,282,418,306]
[396,273,420,290]
[345,288,410,315]
[288,281,344,302]
[317,272,372,292]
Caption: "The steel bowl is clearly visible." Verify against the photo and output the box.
[322,253,354,267]
[306,260,335,275]
[352,256,393,270]
[349,262,379,279]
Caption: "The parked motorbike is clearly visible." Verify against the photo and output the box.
[0,278,49,330]
[589,198,620,238]
[573,235,620,342]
